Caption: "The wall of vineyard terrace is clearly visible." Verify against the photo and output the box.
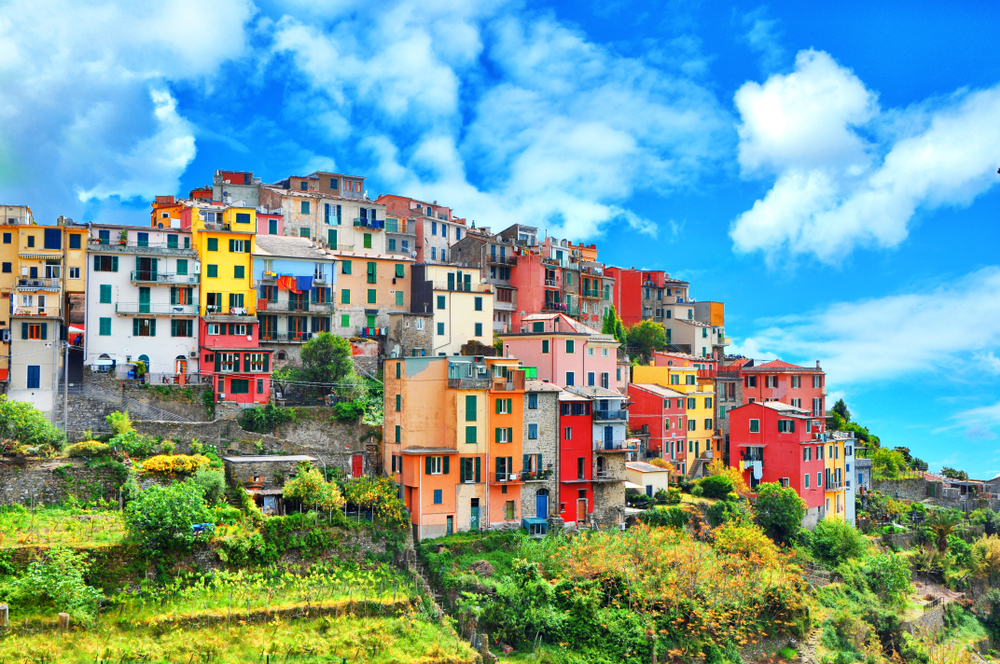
[0,458,120,505]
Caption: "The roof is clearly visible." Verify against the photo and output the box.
[626,461,670,473]
[655,350,714,363]
[260,185,382,205]
[629,383,686,399]
[762,401,810,414]
[401,448,460,455]
[203,315,259,323]
[743,359,821,373]
[515,312,611,339]
[331,250,414,262]
[558,391,590,402]
[254,235,334,261]
[222,455,316,463]
[566,385,625,399]
[524,380,561,392]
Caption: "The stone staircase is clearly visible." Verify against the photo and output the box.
[80,383,194,423]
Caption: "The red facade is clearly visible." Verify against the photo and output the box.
[728,402,825,509]
[628,383,687,459]
[605,267,644,326]
[558,397,594,524]
[199,318,272,404]
[742,360,827,421]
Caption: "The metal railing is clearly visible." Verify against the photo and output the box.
[16,278,61,289]
[447,377,491,390]
[256,300,334,313]
[259,331,313,343]
[594,470,623,481]
[594,409,627,421]
[543,302,566,312]
[593,440,633,451]
[10,306,61,317]
[353,218,385,229]
[130,271,199,285]
[116,302,199,315]
[89,239,198,256]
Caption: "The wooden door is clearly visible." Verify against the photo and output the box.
[351,454,363,478]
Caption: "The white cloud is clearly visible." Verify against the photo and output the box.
[739,7,784,72]
[269,1,733,240]
[730,49,1000,263]
[735,266,1000,385]
[0,0,254,220]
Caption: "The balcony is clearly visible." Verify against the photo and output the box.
[521,469,553,482]
[353,217,385,230]
[593,440,633,452]
[16,278,61,290]
[130,271,199,285]
[493,472,524,484]
[11,306,62,317]
[544,279,558,288]
[115,302,198,316]
[594,409,627,421]
[259,331,313,343]
[487,254,517,265]
[543,302,566,312]
[826,480,845,491]
[494,300,516,312]
[256,299,334,313]
[89,239,198,256]
[593,470,624,482]
[447,376,491,390]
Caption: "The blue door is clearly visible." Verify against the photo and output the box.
[26,365,40,389]
[536,490,549,518]
[604,426,614,449]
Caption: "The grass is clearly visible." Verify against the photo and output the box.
[0,613,477,663]
[0,505,126,549]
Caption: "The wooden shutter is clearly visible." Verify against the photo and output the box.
[537,454,543,472]
[214,353,221,372]
[111,256,118,272]
[262,353,269,372]
[132,319,139,336]
[523,454,530,473]
[233,353,240,372]
[507,457,513,477]
[495,428,501,443]
[93,255,99,271]
[496,398,501,414]
[21,322,27,339]
[149,319,155,336]
[425,457,432,475]
[459,458,466,483]
[506,398,512,413]
[442,456,449,475]
[40,323,47,340]
[474,457,481,483]
[507,427,513,442]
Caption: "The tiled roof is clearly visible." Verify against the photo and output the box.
[566,385,625,399]
[254,235,334,260]
[626,461,670,473]
[525,380,561,392]
[629,383,687,399]
[744,359,821,373]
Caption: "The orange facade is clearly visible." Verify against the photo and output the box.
[486,359,525,526]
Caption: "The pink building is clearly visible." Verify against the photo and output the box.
[741,360,827,420]
[509,252,562,331]
[199,316,272,404]
[257,212,283,236]
[498,313,618,389]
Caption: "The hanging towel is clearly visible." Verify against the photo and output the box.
[752,460,763,480]
[296,275,313,292]
[277,276,299,293]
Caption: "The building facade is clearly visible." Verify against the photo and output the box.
[409,264,493,356]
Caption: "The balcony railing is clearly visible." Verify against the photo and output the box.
[593,440,633,452]
[521,470,553,482]
[89,239,198,256]
[488,255,517,265]
[130,271,199,285]
[594,409,627,421]
[256,299,334,313]
[353,217,385,230]
[493,472,523,484]
[543,302,566,312]
[544,279,557,287]
[259,331,313,343]
[447,377,491,390]
[16,278,61,289]
[115,302,199,315]
[11,306,61,317]
[593,470,623,481]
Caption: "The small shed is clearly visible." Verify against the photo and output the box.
[522,517,549,537]
[222,455,317,516]
[625,462,672,498]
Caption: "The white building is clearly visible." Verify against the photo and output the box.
[84,224,200,379]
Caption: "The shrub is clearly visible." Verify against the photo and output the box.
[192,468,226,506]
[238,403,296,434]
[864,552,912,604]
[811,518,868,567]
[639,506,688,529]
[283,462,346,511]
[699,474,734,500]
[690,484,704,497]
[714,523,780,567]
[4,547,102,622]
[109,429,156,457]
[666,487,682,504]
[653,488,669,505]
[331,401,365,422]
[123,480,213,550]
[706,498,752,527]
[0,395,66,453]
[105,410,133,436]
[158,440,175,455]
[754,482,806,545]
[140,454,211,477]
[66,440,111,458]
[212,504,243,525]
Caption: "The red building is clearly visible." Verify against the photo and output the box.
[728,401,826,522]
[605,268,690,327]
[199,316,272,404]
[557,391,594,525]
[509,252,562,330]
[628,383,687,461]
[741,360,827,419]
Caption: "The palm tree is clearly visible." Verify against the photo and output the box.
[925,510,961,553]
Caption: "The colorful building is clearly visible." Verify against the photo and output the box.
[409,264,493,356]
[627,383,687,462]
[521,379,560,520]
[498,313,618,389]
[375,195,466,264]
[742,359,827,417]
[259,182,386,252]
[486,359,526,528]
[331,251,413,339]
[557,389,594,526]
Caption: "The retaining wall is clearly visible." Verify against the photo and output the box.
[872,478,927,501]
[0,458,121,506]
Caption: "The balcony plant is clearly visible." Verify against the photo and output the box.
[118,229,128,245]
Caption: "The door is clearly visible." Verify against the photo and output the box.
[37,294,45,315]
[576,498,587,523]
[26,365,40,389]
[139,287,151,313]
[175,358,187,375]
[604,426,613,449]
[351,454,363,478]
[470,499,480,530]
[446,516,453,535]
[536,490,548,518]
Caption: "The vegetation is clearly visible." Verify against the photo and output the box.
[237,402,296,433]
[123,480,214,550]
[810,517,867,567]
[65,440,111,457]
[0,546,102,623]
[0,395,66,454]
[283,462,347,512]
[601,304,626,344]
[625,319,666,364]
[753,482,806,545]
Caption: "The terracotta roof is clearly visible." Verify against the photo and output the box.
[744,359,821,373]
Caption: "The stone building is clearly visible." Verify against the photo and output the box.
[521,380,560,521]
[222,454,317,515]
[387,312,433,358]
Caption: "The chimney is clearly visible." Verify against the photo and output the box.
[815,360,821,369]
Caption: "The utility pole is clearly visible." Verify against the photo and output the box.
[62,340,69,434]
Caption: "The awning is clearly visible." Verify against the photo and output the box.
[94,359,114,366]
[18,253,61,260]
[736,443,768,448]
[623,481,644,490]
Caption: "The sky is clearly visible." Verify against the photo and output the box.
[0,0,998,476]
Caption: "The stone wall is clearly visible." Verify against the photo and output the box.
[872,478,927,501]
[903,603,946,635]
[387,312,433,358]
[592,452,627,527]
[0,458,121,506]
[83,373,211,420]
[521,390,558,519]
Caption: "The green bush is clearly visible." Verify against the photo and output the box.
[666,487,682,504]
[864,552,912,604]
[811,518,868,567]
[331,401,365,422]
[109,429,156,457]
[690,484,704,497]
[639,507,688,529]
[0,395,66,453]
[123,480,213,551]
[66,440,111,458]
[237,404,296,434]
[2,547,102,623]
[699,474,734,500]
[105,410,132,436]
[754,482,806,545]
[706,499,752,528]
[191,468,226,506]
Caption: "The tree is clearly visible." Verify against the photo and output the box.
[832,399,850,422]
[810,518,868,567]
[699,474,734,500]
[753,482,806,545]
[7,547,103,622]
[282,462,346,512]
[925,510,961,553]
[0,395,66,453]
[625,320,667,364]
[295,332,354,386]
[602,305,626,344]
[706,459,750,497]
[191,468,226,506]
[941,466,969,481]
[124,480,213,550]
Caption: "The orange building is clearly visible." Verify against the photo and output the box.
[486,358,525,527]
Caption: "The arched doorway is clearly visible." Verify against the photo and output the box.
[138,354,150,374]
[535,488,549,518]
[175,355,187,375]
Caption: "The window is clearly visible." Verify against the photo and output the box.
[175,259,188,276]
[687,397,695,409]
[465,426,477,443]
[341,260,352,275]
[2,232,8,244]
[670,374,679,385]
[565,371,574,386]
[804,447,812,462]
[26,235,34,247]
[588,348,594,356]
[817,446,823,460]
[257,379,264,394]
[665,418,671,430]
[250,353,266,372]
[0,262,8,273]
[817,472,823,488]
[813,375,822,388]
[207,264,218,278]
[704,418,713,430]
[229,294,244,310]
[207,238,218,251]
[436,322,445,335]
[341,289,350,304]
[395,425,401,443]
[234,265,245,279]
[367,289,376,304]
[528,423,538,439]
[69,234,81,249]
[230,379,250,395]
[43,228,60,249]
[436,295,445,310]
[98,317,111,336]
[171,320,193,337]
[433,489,442,505]
[431,221,437,235]
[299,228,310,238]
[791,376,800,388]
[229,239,247,253]
[132,319,156,337]
[475,323,483,337]
[431,248,436,260]
[300,201,310,214]
[705,397,713,409]
[688,419,696,431]
[361,233,372,249]
[766,375,777,388]
[474,296,483,311]
[804,474,810,489]
[686,374,696,385]
[402,240,409,251]
[541,339,549,354]
[99,284,111,303]
[746,376,757,388]
[778,419,796,433]
[235,213,251,225]
[93,255,119,272]
[207,324,220,335]
[219,352,237,372]
[587,372,595,386]
[565,427,572,440]
[427,456,444,475]
[528,393,538,409]
[749,419,760,433]
[566,339,575,353]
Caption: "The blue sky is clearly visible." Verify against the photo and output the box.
[1,0,998,476]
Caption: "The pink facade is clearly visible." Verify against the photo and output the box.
[509,253,558,331]
[257,212,283,236]
[728,402,825,509]
[499,314,618,389]
[628,383,687,458]
[199,317,272,404]
[742,360,826,420]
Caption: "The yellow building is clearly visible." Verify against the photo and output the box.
[824,436,848,519]
[182,204,256,316]
[410,264,494,356]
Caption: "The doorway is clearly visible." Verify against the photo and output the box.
[446,515,453,535]
[351,454,363,478]
[37,294,46,315]
[576,498,587,523]
[536,489,549,518]
[470,498,480,530]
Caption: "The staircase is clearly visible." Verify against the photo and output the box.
[80,382,194,423]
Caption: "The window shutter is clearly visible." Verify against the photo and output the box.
[245,241,251,253]
[496,461,503,482]
[149,319,155,336]
[21,322,27,339]
[262,353,269,372]
[425,457,432,475]
[111,256,118,272]
[93,255,99,271]
[233,353,240,372]
[496,399,501,414]
[475,457,481,483]
[170,287,177,305]
[495,428,501,443]
[538,453,543,470]
[506,398,512,413]
[132,319,139,336]
[40,323,46,340]
[214,353,221,372]
[442,456,449,475]
[460,459,466,483]
[507,457,513,476]
[244,353,251,371]
[507,427,513,442]
[228,239,234,252]
[523,454,529,473]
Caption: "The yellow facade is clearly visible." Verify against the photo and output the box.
[631,365,716,471]
[190,206,256,316]
[824,437,847,519]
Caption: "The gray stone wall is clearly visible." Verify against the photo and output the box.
[387,312,432,358]
[872,478,927,501]
[903,603,945,635]
[0,458,121,506]
[224,458,310,490]
[521,390,558,519]
[592,453,627,527]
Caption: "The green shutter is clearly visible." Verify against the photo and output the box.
[506,398,512,413]
[523,454,530,473]
[474,457,481,483]
[245,241,251,253]
[537,453,543,471]
[262,353,269,372]
[508,427,513,442]
[465,395,476,421]
[459,458,466,483]
[442,456,449,475]
[228,239,234,252]
[507,457,513,477]
[132,319,139,336]
[40,323,47,340]
[233,353,240,372]
[93,255,99,271]
[214,352,221,372]
[495,428,501,443]
[496,398,501,414]
[465,426,476,444]
[244,353,251,372]
[21,322,27,339]
[170,287,177,305]
[149,319,155,336]
[425,457,432,475]
[111,256,118,272]
[395,425,400,443]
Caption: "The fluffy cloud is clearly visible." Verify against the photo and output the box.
[734,266,1000,385]
[730,49,1000,263]
[269,1,732,240]
[0,0,254,221]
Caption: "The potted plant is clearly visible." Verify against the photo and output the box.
[118,229,128,245]
[135,359,147,383]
